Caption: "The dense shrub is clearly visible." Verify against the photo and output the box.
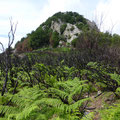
[60,24,67,34]
[75,30,99,50]
[70,26,75,31]
[71,38,79,47]
[76,23,84,30]
[29,27,50,49]
[50,31,60,48]
[51,11,87,24]
[111,33,120,46]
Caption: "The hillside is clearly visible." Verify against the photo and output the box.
[1,11,120,120]
[15,11,98,52]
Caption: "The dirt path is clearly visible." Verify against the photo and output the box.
[87,92,116,120]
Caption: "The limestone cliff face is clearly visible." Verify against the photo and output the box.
[51,19,63,34]
[51,20,82,43]
[63,23,82,43]
[40,12,99,47]
[50,19,98,44]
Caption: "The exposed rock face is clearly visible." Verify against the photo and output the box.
[86,19,99,31]
[51,19,63,34]
[63,23,82,43]
[50,18,98,45]
[51,20,82,43]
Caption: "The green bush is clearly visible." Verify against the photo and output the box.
[51,31,60,48]
[29,27,50,49]
[70,26,75,31]
[76,23,89,31]
[111,33,120,46]
[100,103,120,120]
[71,38,78,47]
[60,24,67,34]
[76,23,84,30]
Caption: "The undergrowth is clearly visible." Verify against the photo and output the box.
[0,55,120,120]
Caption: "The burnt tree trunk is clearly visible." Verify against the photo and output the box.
[1,18,17,96]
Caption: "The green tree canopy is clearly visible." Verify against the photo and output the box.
[29,27,50,49]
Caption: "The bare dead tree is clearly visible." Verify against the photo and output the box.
[94,11,107,31]
[109,19,117,34]
[94,11,117,35]
[0,18,18,96]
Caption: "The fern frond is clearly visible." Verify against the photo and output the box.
[34,98,64,108]
[0,105,19,117]
[11,86,46,108]
[54,82,71,93]
[49,88,69,100]
[0,118,7,120]
[68,84,88,104]
[67,98,90,112]
[15,105,39,120]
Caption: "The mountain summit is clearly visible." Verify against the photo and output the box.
[15,11,98,52]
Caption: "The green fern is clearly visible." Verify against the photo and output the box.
[0,62,91,120]
[100,103,120,120]
[80,112,94,120]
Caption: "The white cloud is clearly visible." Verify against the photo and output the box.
[95,0,120,34]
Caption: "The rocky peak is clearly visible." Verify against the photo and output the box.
[15,11,99,50]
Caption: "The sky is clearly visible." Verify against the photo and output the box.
[0,0,120,49]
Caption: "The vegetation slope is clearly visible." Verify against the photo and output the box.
[1,11,120,120]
